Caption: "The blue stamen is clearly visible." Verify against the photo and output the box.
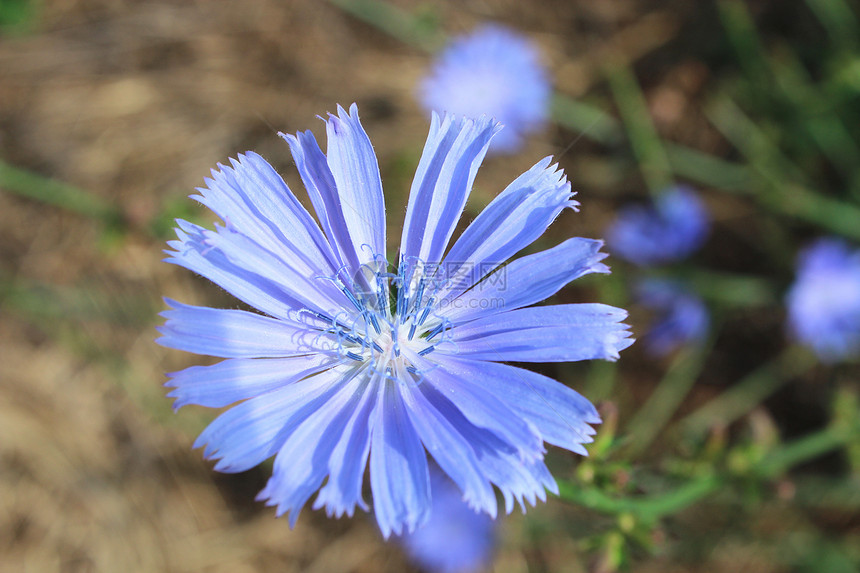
[412,279,425,314]
[408,323,417,341]
[418,346,435,356]
[368,312,381,334]
[341,286,364,312]
[346,351,364,361]
[426,323,444,341]
[418,298,435,325]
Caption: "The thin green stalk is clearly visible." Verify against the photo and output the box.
[0,159,122,225]
[804,0,858,52]
[679,347,817,437]
[717,0,772,98]
[556,472,722,522]
[325,0,444,52]
[706,98,860,240]
[551,94,623,146]
[623,342,711,456]
[756,424,858,478]
[606,65,673,194]
[679,268,775,307]
[664,143,751,190]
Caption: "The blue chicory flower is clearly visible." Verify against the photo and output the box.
[607,186,709,266]
[786,238,860,362]
[635,278,709,356]
[400,468,496,573]
[419,24,551,154]
[157,103,633,537]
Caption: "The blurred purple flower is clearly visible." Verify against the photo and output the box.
[400,468,496,573]
[635,279,709,356]
[787,238,860,362]
[157,104,633,537]
[420,24,551,154]
[607,186,709,266]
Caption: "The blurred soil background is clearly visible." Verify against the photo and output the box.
[1,0,859,572]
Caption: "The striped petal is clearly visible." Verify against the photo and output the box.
[165,354,342,409]
[437,157,576,301]
[400,113,500,264]
[325,104,387,265]
[438,237,609,324]
[448,304,633,363]
[370,379,431,538]
[157,299,336,358]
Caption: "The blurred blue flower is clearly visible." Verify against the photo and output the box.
[787,238,860,362]
[607,186,709,266]
[420,24,551,154]
[157,103,633,537]
[635,278,709,356]
[400,468,495,573]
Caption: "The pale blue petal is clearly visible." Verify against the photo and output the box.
[438,157,577,301]
[325,103,386,264]
[313,372,379,518]
[165,354,341,410]
[157,299,336,358]
[191,365,349,473]
[419,382,556,513]
[448,304,634,362]
[400,382,498,517]
[256,367,371,526]
[370,380,431,538]
[281,129,360,273]
[438,237,609,324]
[193,152,340,276]
[409,351,544,462]
[165,222,312,321]
[196,223,351,317]
[400,113,500,264]
[431,355,600,454]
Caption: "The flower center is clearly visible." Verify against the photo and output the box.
[315,256,452,380]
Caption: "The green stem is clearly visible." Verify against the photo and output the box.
[556,473,722,521]
[551,94,623,146]
[0,159,122,225]
[706,98,860,241]
[325,0,443,52]
[623,342,711,456]
[606,65,674,194]
[756,425,856,478]
[680,347,816,437]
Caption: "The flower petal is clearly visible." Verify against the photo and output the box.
[165,354,342,410]
[191,364,351,473]
[400,381,498,517]
[438,237,609,324]
[418,381,556,513]
[370,379,430,538]
[313,372,379,518]
[325,103,387,264]
[256,366,371,526]
[436,156,576,301]
[409,351,544,462]
[281,129,360,273]
[193,222,351,317]
[157,299,336,358]
[430,355,600,454]
[448,304,633,362]
[400,113,500,265]
[165,222,311,321]
[193,152,340,276]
